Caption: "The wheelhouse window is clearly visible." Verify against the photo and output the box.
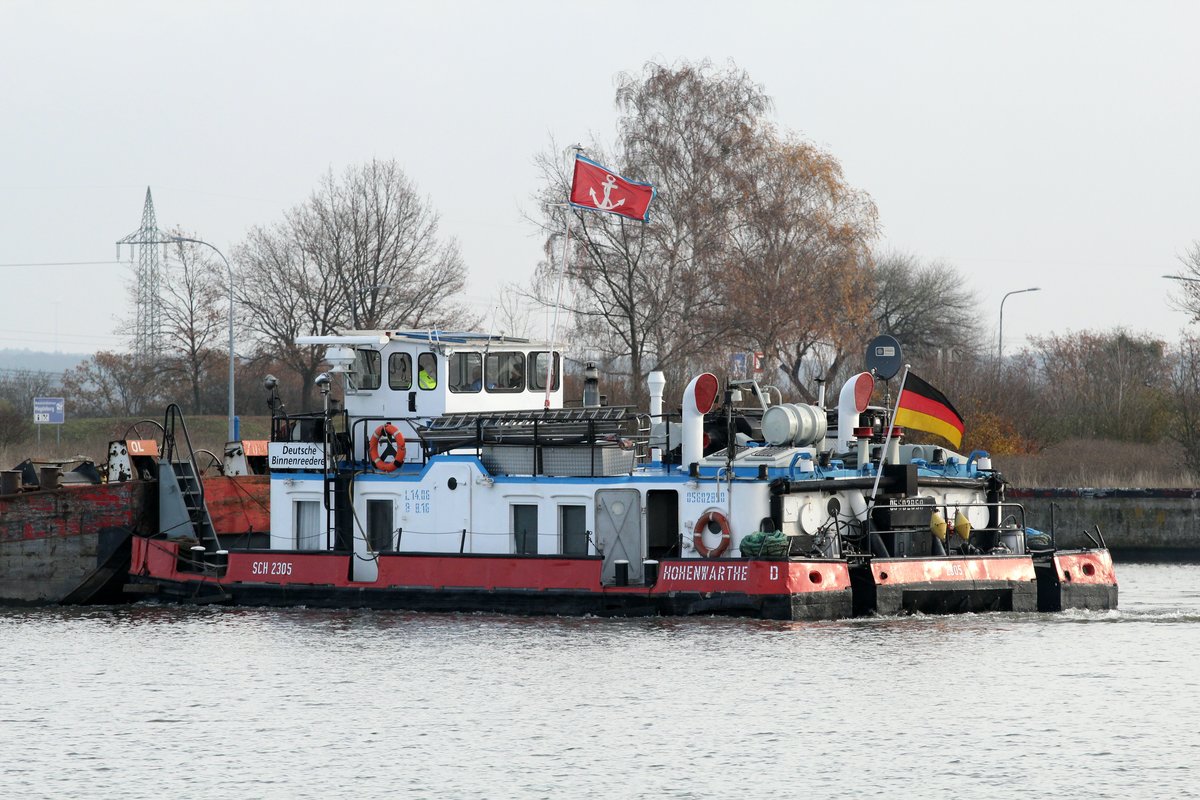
[560,504,588,556]
[486,351,525,393]
[388,353,412,390]
[513,504,538,555]
[367,499,394,552]
[294,499,322,550]
[449,352,483,393]
[350,349,381,391]
[528,351,561,391]
[417,352,437,390]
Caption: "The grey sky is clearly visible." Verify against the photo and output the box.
[2,0,1196,359]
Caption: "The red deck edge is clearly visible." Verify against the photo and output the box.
[132,538,849,596]
[870,555,1037,585]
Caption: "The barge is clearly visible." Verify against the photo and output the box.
[0,431,270,606]
[0,455,148,605]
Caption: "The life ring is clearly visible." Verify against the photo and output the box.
[368,423,406,472]
[693,509,731,558]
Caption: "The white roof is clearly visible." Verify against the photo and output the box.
[296,330,559,350]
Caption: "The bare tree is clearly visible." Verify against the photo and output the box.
[160,234,226,413]
[234,160,477,408]
[871,251,983,367]
[0,369,56,444]
[61,351,160,417]
[1168,240,1200,320]
[293,160,474,330]
[491,285,537,339]
[1170,334,1200,475]
[235,223,341,411]
[1030,329,1170,442]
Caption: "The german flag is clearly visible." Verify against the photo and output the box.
[893,372,964,448]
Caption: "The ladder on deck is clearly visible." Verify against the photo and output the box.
[158,404,221,551]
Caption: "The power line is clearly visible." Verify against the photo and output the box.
[0,260,126,267]
[0,366,69,377]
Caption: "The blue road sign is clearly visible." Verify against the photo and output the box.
[33,397,65,425]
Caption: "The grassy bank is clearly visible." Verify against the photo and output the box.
[3,416,272,466]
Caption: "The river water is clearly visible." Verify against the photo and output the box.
[1,562,1197,799]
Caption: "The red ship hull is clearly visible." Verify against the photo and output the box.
[130,537,854,620]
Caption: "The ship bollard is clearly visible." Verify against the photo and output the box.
[0,470,20,495]
[615,559,629,587]
[38,466,60,491]
[190,545,207,572]
[214,550,229,576]
[643,559,659,586]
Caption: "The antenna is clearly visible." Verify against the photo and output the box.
[865,334,904,381]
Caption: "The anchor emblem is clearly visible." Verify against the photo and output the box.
[589,175,626,211]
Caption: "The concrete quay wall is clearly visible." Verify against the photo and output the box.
[1008,488,1200,560]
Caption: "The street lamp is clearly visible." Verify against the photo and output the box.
[170,236,236,442]
[998,287,1041,364]
[1164,274,1200,284]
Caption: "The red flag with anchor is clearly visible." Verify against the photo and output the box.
[569,155,656,222]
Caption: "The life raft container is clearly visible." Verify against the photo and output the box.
[693,509,731,558]
[368,423,406,472]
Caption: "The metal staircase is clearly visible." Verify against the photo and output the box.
[158,404,221,552]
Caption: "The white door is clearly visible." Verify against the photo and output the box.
[595,489,643,585]
[431,464,473,553]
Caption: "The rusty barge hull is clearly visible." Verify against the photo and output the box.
[0,480,150,605]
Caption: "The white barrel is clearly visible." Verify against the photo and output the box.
[761,403,827,446]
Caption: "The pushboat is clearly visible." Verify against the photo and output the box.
[128,329,1117,619]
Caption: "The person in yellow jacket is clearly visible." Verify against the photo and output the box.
[418,357,437,389]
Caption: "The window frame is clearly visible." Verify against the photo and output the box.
[388,352,413,391]
[349,349,382,391]
[485,351,526,394]
[513,503,538,555]
[449,351,483,394]
[528,351,561,392]
[560,504,588,556]
[417,351,438,391]
[366,498,395,552]
[294,499,322,551]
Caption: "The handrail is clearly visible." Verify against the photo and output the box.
[161,402,220,551]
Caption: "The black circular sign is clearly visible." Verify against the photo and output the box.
[865,335,904,380]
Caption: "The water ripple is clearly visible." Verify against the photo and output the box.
[0,562,1196,799]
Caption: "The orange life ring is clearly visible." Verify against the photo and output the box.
[693,509,731,558]
[368,423,406,472]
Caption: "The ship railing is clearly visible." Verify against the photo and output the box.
[851,501,1031,558]
[334,408,641,477]
[609,411,679,467]
[270,409,351,452]
[271,405,684,476]
[161,403,205,518]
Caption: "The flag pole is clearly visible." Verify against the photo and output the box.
[868,363,911,510]
[544,145,583,410]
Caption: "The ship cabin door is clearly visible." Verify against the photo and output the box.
[596,489,643,586]
[646,489,679,560]
[351,493,394,583]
